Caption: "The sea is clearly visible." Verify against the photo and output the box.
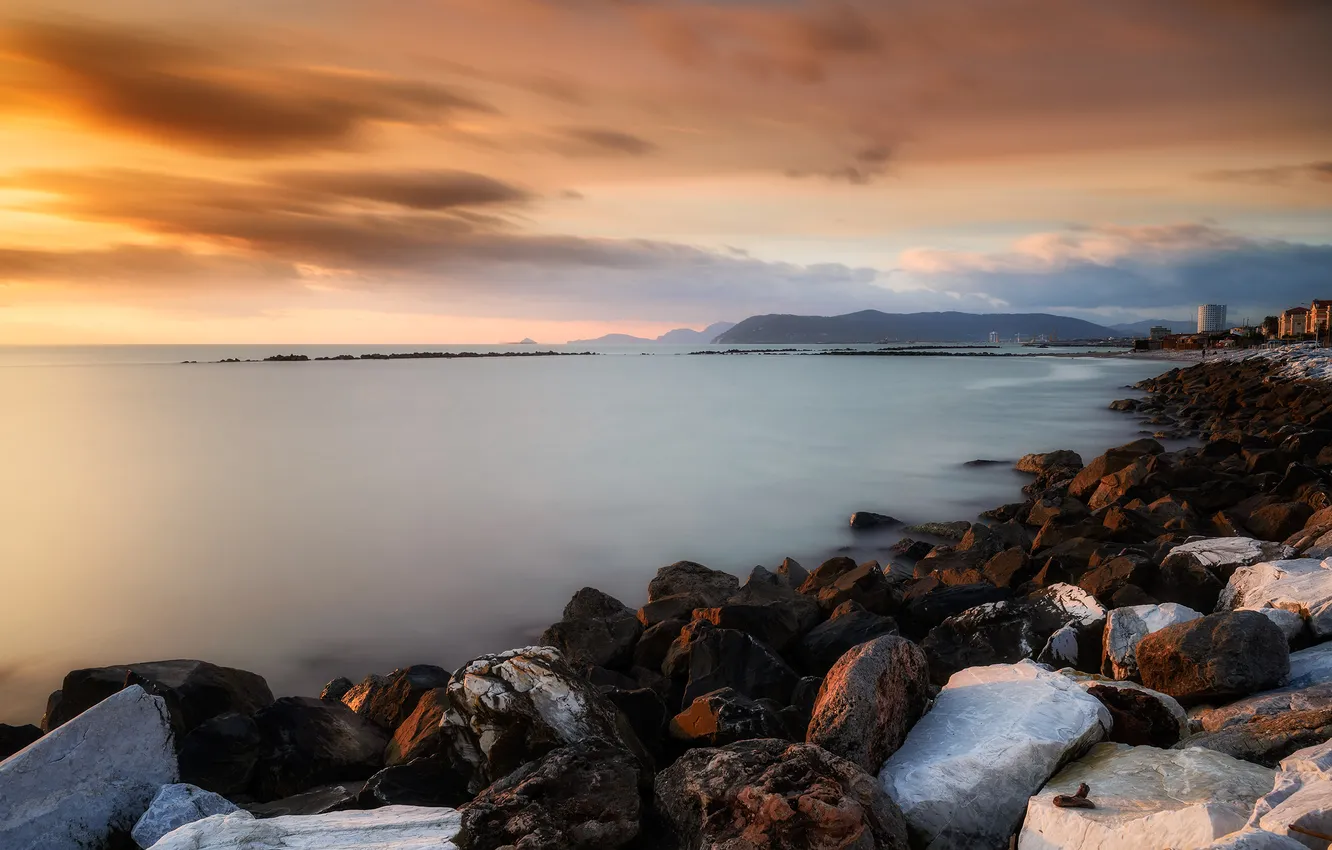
[0,343,1181,723]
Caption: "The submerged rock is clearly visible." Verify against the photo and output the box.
[150,805,462,849]
[806,635,930,773]
[879,660,1110,850]
[1019,742,1275,849]
[657,739,909,850]
[132,783,240,849]
[850,510,899,529]
[0,686,177,850]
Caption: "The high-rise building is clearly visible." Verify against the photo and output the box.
[1197,304,1227,333]
[1280,307,1310,339]
[988,331,999,344]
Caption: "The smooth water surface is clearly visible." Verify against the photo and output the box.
[0,345,1171,722]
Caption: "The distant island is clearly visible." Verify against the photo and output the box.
[714,310,1128,345]
[568,321,736,346]
[507,338,538,345]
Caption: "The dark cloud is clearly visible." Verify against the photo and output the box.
[0,244,297,286]
[0,20,495,156]
[267,170,534,210]
[786,142,893,184]
[555,127,659,157]
[1200,161,1332,187]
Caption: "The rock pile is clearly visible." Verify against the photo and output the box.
[6,355,1332,848]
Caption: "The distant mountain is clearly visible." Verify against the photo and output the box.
[714,310,1123,344]
[569,321,736,345]
[1109,319,1196,336]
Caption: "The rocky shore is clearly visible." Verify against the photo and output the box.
[5,353,1332,849]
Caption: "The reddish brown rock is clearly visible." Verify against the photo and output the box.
[1135,611,1290,705]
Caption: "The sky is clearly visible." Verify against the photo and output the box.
[0,0,1330,343]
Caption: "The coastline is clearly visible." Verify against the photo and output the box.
[5,348,1332,849]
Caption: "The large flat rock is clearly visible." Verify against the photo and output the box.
[879,660,1110,850]
[151,806,462,849]
[1019,743,1275,849]
[1219,559,1332,639]
[1250,739,1332,848]
[0,685,178,850]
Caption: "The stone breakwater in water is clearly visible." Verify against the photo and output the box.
[6,355,1332,848]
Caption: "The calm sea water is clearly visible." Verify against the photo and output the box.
[0,344,1172,723]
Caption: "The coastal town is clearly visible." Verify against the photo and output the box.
[1129,300,1332,353]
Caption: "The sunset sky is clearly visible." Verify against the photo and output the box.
[1,0,1330,343]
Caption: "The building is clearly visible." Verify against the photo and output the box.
[1311,300,1332,335]
[1197,304,1228,333]
[1149,326,1172,340]
[1280,306,1310,339]
[988,331,999,344]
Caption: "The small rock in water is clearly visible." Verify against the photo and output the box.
[850,511,899,530]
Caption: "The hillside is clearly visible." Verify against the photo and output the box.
[714,310,1123,344]
[569,321,735,346]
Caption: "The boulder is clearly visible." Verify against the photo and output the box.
[1103,602,1204,680]
[1137,611,1291,705]
[0,686,177,850]
[131,783,240,849]
[1202,831,1307,849]
[341,665,452,732]
[638,593,706,627]
[727,565,822,634]
[1163,537,1297,579]
[982,548,1035,588]
[1248,502,1315,542]
[0,724,41,761]
[903,520,971,540]
[178,712,263,796]
[1251,739,1332,847]
[806,635,930,773]
[1195,682,1332,735]
[898,582,1011,640]
[540,587,643,670]
[385,686,447,766]
[149,806,462,850]
[880,660,1110,849]
[692,604,803,652]
[633,618,688,670]
[662,619,799,708]
[455,739,639,850]
[657,739,909,850]
[1258,607,1312,644]
[777,557,809,587]
[320,678,354,702]
[921,583,1106,685]
[797,556,859,594]
[647,562,738,607]
[357,758,470,809]
[1016,449,1083,475]
[1058,672,1189,748]
[1069,439,1164,500]
[850,511,898,529]
[790,600,898,676]
[811,560,892,614]
[439,646,644,793]
[248,697,390,802]
[1180,708,1332,768]
[42,660,273,734]
[1018,742,1276,849]
[668,688,789,748]
[1219,558,1332,638]
[890,537,935,561]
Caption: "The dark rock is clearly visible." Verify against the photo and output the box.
[1078,554,1151,602]
[542,588,644,670]
[662,620,799,708]
[1110,584,1158,607]
[248,696,390,802]
[776,557,809,587]
[1029,496,1090,527]
[980,502,1032,523]
[1016,450,1084,475]
[639,594,706,628]
[899,582,1011,640]
[890,538,934,561]
[797,556,859,594]
[178,711,263,797]
[668,688,789,748]
[244,781,365,817]
[850,511,899,530]
[635,618,688,671]
[982,548,1035,588]
[385,687,447,766]
[341,665,452,732]
[44,660,273,734]
[806,635,930,773]
[655,739,909,850]
[606,687,668,759]
[357,757,470,808]
[1152,550,1228,613]
[727,566,822,634]
[791,600,899,676]
[692,604,803,652]
[319,678,354,702]
[812,560,892,614]
[1136,611,1291,705]
[647,562,739,608]
[1179,707,1332,768]
[457,739,641,850]
[1246,501,1314,542]
[1086,684,1184,748]
[0,724,41,761]
[902,521,971,540]
[1068,439,1164,500]
[439,646,647,794]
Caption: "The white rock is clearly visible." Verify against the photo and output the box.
[879,660,1110,850]
[1289,641,1332,688]
[1256,607,1311,644]
[1041,583,1107,627]
[1103,603,1203,680]
[1219,559,1332,638]
[1257,781,1332,849]
[0,685,177,850]
[133,783,242,848]
[1201,829,1308,849]
[151,806,461,849]
[1038,625,1081,668]
[1168,538,1296,574]
[1249,739,1332,844]
[1019,743,1276,850]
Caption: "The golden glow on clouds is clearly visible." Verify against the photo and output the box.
[0,1,1329,341]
